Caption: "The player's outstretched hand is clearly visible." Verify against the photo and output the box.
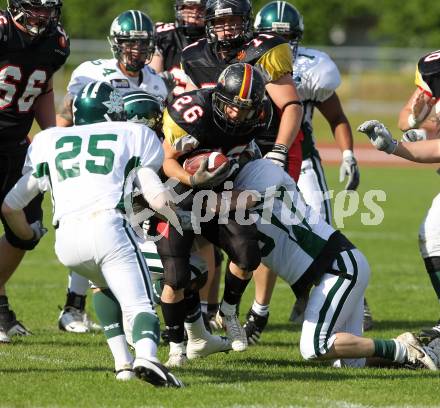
[357,120,398,154]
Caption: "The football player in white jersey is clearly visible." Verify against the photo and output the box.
[55,10,168,333]
[243,1,367,345]
[221,158,438,370]
[57,10,167,128]
[1,81,183,386]
[388,50,440,340]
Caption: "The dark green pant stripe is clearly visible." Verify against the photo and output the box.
[324,250,359,353]
[311,155,332,225]
[313,275,346,357]
[122,218,154,309]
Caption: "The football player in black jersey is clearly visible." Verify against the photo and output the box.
[158,63,274,365]
[180,0,303,180]
[151,0,206,96]
[0,0,69,343]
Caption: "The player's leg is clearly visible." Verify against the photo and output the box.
[100,215,182,387]
[243,264,274,345]
[155,218,193,367]
[207,218,261,352]
[299,248,437,370]
[418,194,440,340]
[58,271,100,333]
[0,181,42,342]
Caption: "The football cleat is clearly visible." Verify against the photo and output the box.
[186,333,231,359]
[0,310,32,339]
[115,363,136,381]
[0,328,10,343]
[58,307,101,333]
[216,311,247,352]
[243,309,269,345]
[165,342,188,368]
[396,332,438,370]
[363,298,374,332]
[133,358,184,387]
[419,319,440,342]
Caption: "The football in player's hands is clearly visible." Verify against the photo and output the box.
[183,151,229,175]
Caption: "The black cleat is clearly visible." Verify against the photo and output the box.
[243,309,268,345]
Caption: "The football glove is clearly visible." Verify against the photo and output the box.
[189,158,230,189]
[357,120,398,154]
[339,150,360,191]
[264,143,288,168]
[401,128,427,143]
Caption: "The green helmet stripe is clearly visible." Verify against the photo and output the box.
[90,81,102,98]
[81,82,93,99]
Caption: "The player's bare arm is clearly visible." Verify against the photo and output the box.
[34,78,55,130]
[318,92,353,151]
[265,73,303,148]
[162,139,192,185]
[56,93,74,127]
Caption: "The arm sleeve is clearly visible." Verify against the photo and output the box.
[3,171,42,210]
[134,167,172,212]
[139,127,165,171]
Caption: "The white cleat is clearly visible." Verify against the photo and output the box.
[0,329,11,344]
[58,307,101,333]
[396,332,438,371]
[115,363,136,381]
[165,342,188,368]
[186,333,232,359]
[216,311,247,352]
[133,358,184,387]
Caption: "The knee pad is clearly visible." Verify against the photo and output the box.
[424,256,440,274]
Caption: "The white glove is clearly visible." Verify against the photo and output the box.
[401,128,427,142]
[339,150,360,191]
[357,120,398,154]
[30,220,47,241]
[264,143,288,168]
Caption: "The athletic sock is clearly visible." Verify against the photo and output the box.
[93,289,123,339]
[67,272,89,296]
[222,267,251,308]
[373,339,399,361]
[107,335,133,370]
[184,290,202,323]
[65,290,86,312]
[161,299,186,344]
[252,300,269,317]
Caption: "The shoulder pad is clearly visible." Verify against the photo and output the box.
[240,33,287,63]
[418,50,440,76]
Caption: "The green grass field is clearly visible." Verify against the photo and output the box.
[1,165,439,407]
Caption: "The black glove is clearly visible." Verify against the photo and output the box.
[189,158,230,189]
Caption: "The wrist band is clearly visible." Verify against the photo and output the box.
[407,113,419,129]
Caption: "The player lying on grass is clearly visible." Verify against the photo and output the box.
[0,81,182,387]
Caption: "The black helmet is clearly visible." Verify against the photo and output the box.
[108,10,156,72]
[205,0,253,50]
[254,1,303,56]
[175,0,206,40]
[73,81,126,126]
[212,63,266,135]
[7,0,62,37]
